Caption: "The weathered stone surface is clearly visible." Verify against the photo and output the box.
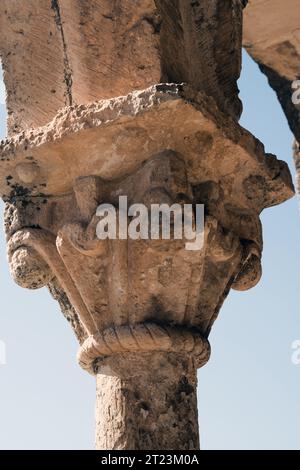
[156,0,245,119]
[0,0,295,451]
[2,136,242,356]
[0,0,245,136]
[2,84,293,370]
[0,84,293,206]
[1,81,294,448]
[95,352,199,450]
[244,0,300,188]
[244,0,300,83]
[57,0,161,104]
[79,324,210,375]
[0,1,67,134]
[0,0,161,134]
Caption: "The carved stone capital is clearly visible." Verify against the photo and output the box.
[1,85,294,376]
[0,0,295,451]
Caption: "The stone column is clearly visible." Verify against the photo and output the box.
[0,1,294,450]
[244,0,300,196]
[95,352,199,450]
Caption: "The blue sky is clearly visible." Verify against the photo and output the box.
[0,51,300,450]
[0,76,5,137]
[0,74,4,104]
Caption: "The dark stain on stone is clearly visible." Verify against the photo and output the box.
[8,184,30,201]
[177,376,194,397]
[140,401,150,412]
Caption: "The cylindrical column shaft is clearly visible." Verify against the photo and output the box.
[95,351,199,450]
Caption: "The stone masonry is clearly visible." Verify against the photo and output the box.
[0,1,295,450]
[244,0,300,195]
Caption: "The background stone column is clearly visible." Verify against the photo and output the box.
[244,0,300,197]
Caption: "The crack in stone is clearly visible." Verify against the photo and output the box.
[51,0,73,106]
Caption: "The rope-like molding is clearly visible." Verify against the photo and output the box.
[77,323,211,374]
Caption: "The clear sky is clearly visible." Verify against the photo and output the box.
[0,74,5,105]
[0,51,300,450]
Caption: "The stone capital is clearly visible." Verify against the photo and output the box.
[1,84,293,376]
[0,0,295,450]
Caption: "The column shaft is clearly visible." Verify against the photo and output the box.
[95,352,199,450]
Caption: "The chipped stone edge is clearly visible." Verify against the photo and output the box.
[0,83,295,206]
